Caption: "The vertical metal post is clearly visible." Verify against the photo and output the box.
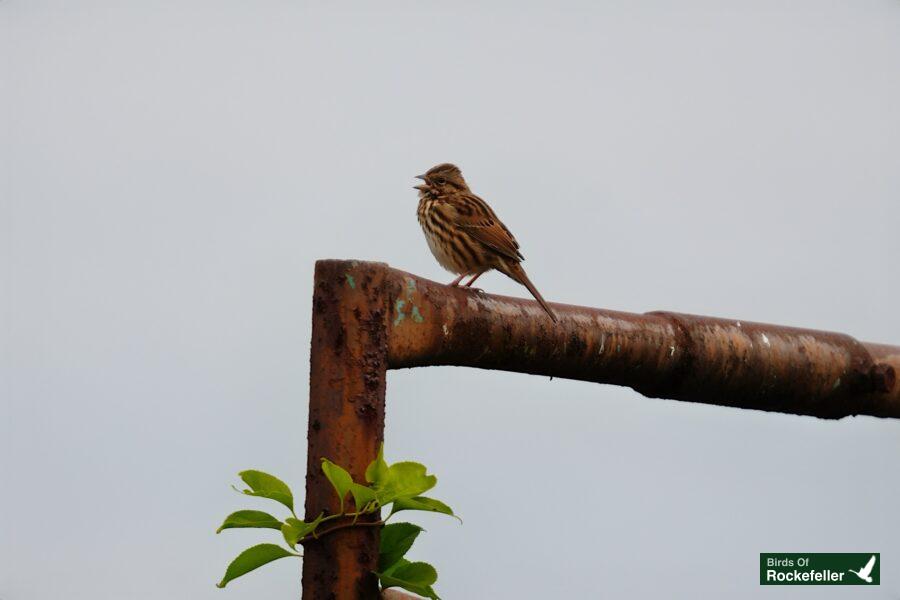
[303,261,389,599]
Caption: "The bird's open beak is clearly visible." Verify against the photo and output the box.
[415,174,427,181]
[413,184,429,191]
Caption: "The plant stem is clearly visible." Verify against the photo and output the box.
[298,519,385,545]
[318,506,376,525]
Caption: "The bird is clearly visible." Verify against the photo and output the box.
[847,555,876,583]
[414,163,558,322]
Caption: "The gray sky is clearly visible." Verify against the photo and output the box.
[3,1,900,598]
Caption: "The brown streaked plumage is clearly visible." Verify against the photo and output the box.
[414,163,558,322]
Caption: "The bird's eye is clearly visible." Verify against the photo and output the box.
[436,177,446,185]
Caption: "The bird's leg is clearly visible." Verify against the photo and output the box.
[448,274,466,287]
[464,272,487,296]
[464,272,483,288]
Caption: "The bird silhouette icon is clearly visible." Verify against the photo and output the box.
[848,555,877,583]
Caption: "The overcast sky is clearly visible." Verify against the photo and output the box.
[3,1,900,598]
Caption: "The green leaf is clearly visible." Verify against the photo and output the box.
[376,462,437,505]
[321,458,354,512]
[382,557,411,576]
[349,483,378,512]
[389,496,459,521]
[236,470,294,512]
[281,514,324,549]
[217,510,284,533]
[216,543,297,588]
[393,561,438,585]
[388,462,437,496]
[364,447,438,506]
[377,560,440,600]
[365,444,390,486]
[378,522,423,572]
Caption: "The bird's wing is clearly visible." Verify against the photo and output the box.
[445,193,524,261]
[861,555,876,576]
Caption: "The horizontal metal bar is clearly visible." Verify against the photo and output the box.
[324,260,900,419]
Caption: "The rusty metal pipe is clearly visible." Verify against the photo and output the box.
[374,260,900,418]
[304,259,899,597]
[303,261,389,599]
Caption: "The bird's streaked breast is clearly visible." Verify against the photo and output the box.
[417,196,485,274]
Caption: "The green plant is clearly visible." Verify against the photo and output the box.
[216,445,458,599]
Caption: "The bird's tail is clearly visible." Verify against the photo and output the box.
[499,261,559,323]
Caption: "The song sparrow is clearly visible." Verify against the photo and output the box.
[415,163,558,322]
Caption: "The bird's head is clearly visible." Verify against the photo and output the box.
[414,163,469,195]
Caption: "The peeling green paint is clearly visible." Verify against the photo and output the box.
[392,276,426,326]
[394,299,406,325]
[345,273,356,289]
